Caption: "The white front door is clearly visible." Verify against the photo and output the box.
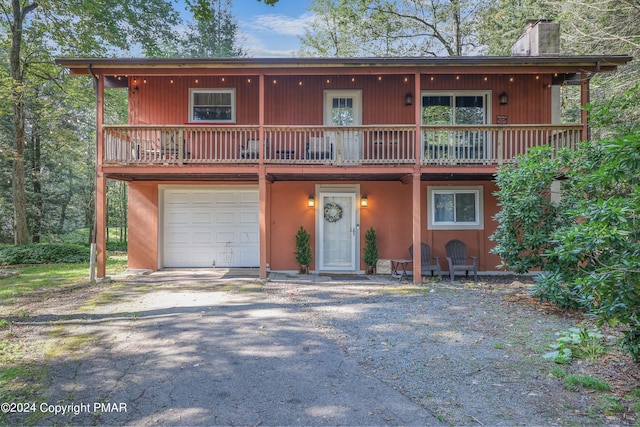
[324,90,362,161]
[318,192,357,271]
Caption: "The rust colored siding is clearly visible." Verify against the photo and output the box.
[420,74,553,124]
[129,76,259,125]
[127,182,158,270]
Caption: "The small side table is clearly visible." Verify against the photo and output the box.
[390,259,412,281]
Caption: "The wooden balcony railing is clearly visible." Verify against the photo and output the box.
[421,124,582,165]
[103,124,582,167]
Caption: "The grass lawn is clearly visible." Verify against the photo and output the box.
[0,253,128,425]
[0,253,128,303]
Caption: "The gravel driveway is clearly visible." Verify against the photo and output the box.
[6,271,622,426]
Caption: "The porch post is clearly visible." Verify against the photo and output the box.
[412,70,422,285]
[580,71,590,141]
[96,72,107,278]
[258,73,268,279]
[412,170,422,284]
[96,174,107,278]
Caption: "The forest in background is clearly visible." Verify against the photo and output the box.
[0,0,637,246]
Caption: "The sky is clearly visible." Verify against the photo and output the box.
[226,0,314,57]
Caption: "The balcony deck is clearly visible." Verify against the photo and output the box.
[103,124,582,170]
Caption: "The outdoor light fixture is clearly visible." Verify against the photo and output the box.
[360,195,368,207]
[308,195,315,207]
[405,93,414,106]
[499,92,508,105]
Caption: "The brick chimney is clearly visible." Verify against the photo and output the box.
[511,19,560,56]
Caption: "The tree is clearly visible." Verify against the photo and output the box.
[477,0,552,55]
[491,87,640,360]
[180,0,246,58]
[300,0,492,57]
[1,0,182,244]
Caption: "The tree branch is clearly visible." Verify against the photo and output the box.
[21,3,38,21]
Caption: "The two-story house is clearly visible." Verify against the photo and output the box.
[57,20,630,284]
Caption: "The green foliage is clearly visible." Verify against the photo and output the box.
[178,0,246,58]
[492,86,640,360]
[294,226,313,267]
[543,327,606,363]
[490,146,570,273]
[0,244,89,266]
[300,0,491,57]
[363,227,379,267]
[565,374,611,392]
[587,84,640,137]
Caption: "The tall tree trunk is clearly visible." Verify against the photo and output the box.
[57,171,73,235]
[453,0,461,56]
[9,0,38,244]
[31,127,43,243]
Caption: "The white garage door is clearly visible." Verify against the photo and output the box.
[162,186,259,268]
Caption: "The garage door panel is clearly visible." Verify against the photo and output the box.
[167,249,213,267]
[216,231,235,243]
[216,212,236,223]
[239,231,259,243]
[213,192,236,204]
[166,231,190,244]
[192,212,213,224]
[163,186,259,268]
[240,211,259,223]
[239,191,259,203]
[192,232,213,244]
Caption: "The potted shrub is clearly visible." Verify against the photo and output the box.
[294,226,312,274]
[363,227,379,274]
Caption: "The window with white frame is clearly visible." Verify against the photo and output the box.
[428,186,484,230]
[422,91,490,125]
[189,88,235,122]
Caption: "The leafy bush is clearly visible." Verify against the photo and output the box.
[0,244,90,265]
[106,241,128,251]
[490,146,572,273]
[543,327,607,363]
[363,227,379,268]
[491,95,640,359]
[294,226,312,268]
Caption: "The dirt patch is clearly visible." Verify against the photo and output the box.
[1,274,639,426]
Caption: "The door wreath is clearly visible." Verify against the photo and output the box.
[324,202,343,223]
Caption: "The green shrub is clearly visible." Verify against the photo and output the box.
[363,227,379,268]
[543,327,607,363]
[0,244,90,265]
[106,241,128,251]
[294,226,312,268]
[491,124,640,360]
[565,374,610,392]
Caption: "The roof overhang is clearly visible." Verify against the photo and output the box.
[56,55,632,77]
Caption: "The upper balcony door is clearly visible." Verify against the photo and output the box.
[324,90,362,161]
[421,91,492,162]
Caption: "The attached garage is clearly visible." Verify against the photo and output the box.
[161,185,259,268]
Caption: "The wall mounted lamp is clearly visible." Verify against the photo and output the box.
[499,92,508,105]
[405,93,414,106]
[307,195,315,207]
[360,195,368,207]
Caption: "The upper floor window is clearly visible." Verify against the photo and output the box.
[422,91,490,125]
[189,88,235,122]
